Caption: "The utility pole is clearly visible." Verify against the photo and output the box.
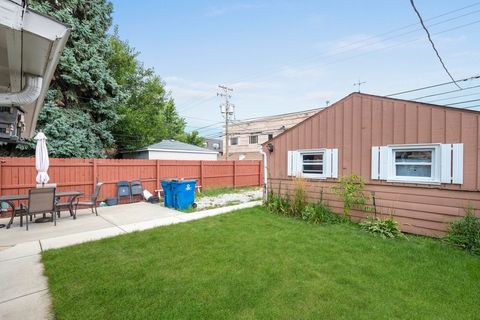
[217,85,234,160]
[353,79,366,93]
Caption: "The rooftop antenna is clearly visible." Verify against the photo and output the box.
[353,79,366,93]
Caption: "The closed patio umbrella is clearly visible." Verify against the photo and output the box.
[34,132,50,185]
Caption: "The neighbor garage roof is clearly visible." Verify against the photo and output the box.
[140,140,218,154]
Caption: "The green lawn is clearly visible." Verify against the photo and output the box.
[42,207,480,320]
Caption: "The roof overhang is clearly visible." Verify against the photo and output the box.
[0,0,70,140]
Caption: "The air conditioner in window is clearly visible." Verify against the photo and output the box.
[0,106,25,143]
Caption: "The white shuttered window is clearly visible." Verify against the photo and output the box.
[371,143,463,184]
[287,149,338,179]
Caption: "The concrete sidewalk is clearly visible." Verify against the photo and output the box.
[0,200,261,320]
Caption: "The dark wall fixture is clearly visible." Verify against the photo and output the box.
[267,143,274,152]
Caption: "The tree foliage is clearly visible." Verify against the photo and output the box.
[109,33,197,151]
[18,0,123,158]
[182,130,205,147]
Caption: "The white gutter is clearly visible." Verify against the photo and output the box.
[260,149,268,203]
[26,29,70,138]
[0,74,42,106]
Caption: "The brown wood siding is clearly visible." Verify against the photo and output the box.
[269,178,480,236]
[265,93,480,236]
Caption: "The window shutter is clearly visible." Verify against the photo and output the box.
[324,149,332,178]
[371,146,379,180]
[331,149,338,178]
[379,146,388,180]
[440,144,452,183]
[287,151,293,176]
[452,143,464,184]
[295,151,302,176]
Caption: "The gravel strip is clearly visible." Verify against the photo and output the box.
[195,189,263,210]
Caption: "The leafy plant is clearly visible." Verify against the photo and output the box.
[265,192,291,216]
[301,202,345,224]
[331,174,371,217]
[360,217,404,239]
[290,177,307,217]
[445,207,480,255]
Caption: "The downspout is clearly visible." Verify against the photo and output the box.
[260,149,268,203]
[0,74,43,106]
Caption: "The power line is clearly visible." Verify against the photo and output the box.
[225,17,480,90]
[178,8,480,129]
[386,75,480,97]
[222,2,480,86]
[409,0,461,89]
[446,98,480,106]
[412,83,480,100]
[426,91,480,103]
[173,2,480,119]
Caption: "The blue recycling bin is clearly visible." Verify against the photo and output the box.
[171,180,196,210]
[161,180,174,208]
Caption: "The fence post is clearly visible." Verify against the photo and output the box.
[92,158,97,194]
[156,160,160,190]
[200,161,204,188]
[233,160,236,189]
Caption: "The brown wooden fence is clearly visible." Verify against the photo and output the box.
[0,157,263,204]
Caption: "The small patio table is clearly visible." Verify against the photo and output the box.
[0,191,84,229]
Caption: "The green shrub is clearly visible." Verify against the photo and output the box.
[445,207,480,255]
[265,191,291,216]
[301,203,345,224]
[290,177,307,218]
[359,217,404,239]
[331,174,371,217]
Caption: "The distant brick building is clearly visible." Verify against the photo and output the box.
[224,108,322,160]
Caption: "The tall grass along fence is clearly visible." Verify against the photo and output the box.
[0,157,263,213]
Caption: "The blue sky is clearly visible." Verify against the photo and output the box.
[110,0,480,138]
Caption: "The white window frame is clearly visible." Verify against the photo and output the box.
[230,137,238,146]
[386,144,441,184]
[299,149,327,179]
[249,135,258,144]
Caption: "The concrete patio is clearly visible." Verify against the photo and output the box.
[0,202,179,247]
[0,200,261,320]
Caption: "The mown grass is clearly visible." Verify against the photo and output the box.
[42,206,480,320]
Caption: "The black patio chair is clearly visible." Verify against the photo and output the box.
[117,180,131,203]
[21,187,57,231]
[130,180,144,201]
[74,182,103,216]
